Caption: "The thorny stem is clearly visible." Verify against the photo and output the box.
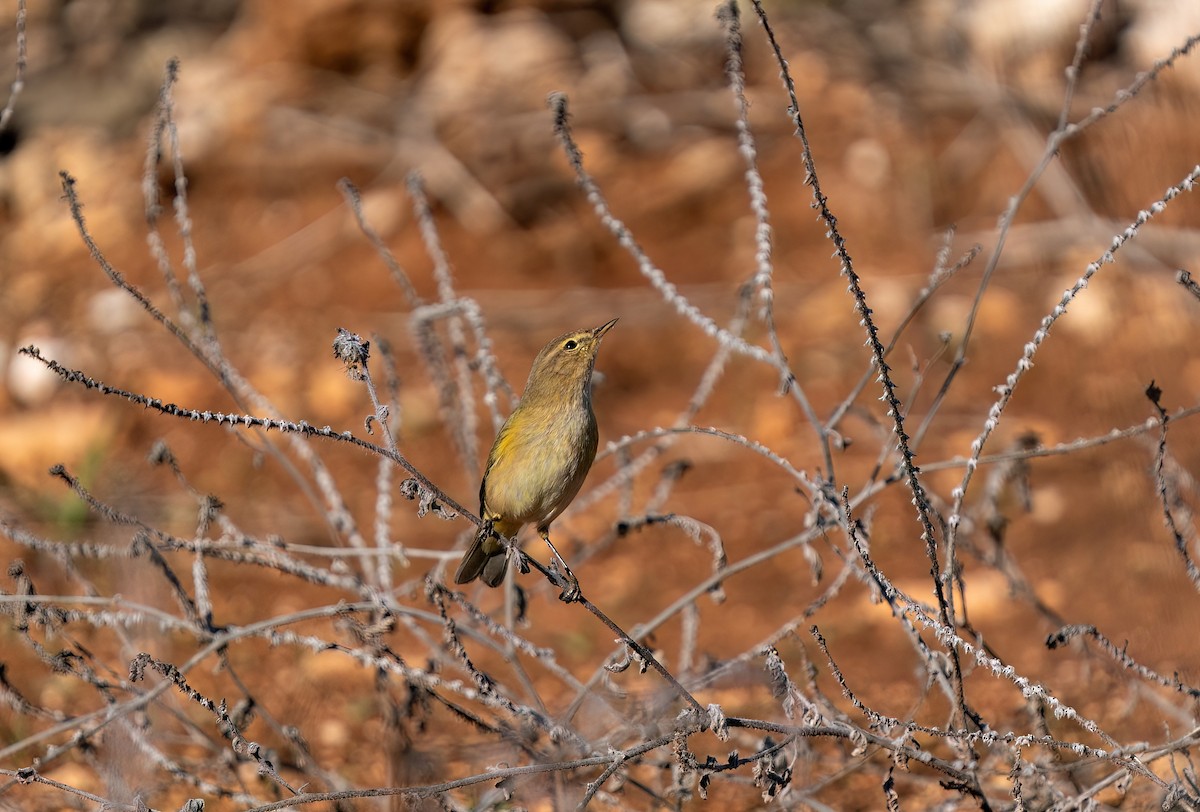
[749,0,973,730]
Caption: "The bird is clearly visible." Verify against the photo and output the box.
[454,318,618,588]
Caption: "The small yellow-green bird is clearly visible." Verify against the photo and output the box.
[454,318,618,587]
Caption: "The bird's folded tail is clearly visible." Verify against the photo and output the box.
[454,524,509,587]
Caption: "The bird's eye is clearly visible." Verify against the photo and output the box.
[564,339,578,350]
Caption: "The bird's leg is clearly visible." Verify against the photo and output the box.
[540,530,580,602]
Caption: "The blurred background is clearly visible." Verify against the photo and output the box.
[2,0,1200,808]
[2,0,1197,511]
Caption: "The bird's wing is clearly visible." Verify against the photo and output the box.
[479,416,517,517]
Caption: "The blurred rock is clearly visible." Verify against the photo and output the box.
[960,0,1094,81]
[8,330,67,406]
[1125,0,1200,90]
[843,136,892,191]
[419,8,579,120]
[230,0,426,78]
[87,288,145,335]
[2,0,235,140]
[622,0,722,54]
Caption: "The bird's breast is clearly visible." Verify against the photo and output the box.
[482,403,599,526]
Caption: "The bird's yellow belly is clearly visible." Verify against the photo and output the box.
[487,442,579,524]
[483,409,596,528]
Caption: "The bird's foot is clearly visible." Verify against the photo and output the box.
[541,534,581,603]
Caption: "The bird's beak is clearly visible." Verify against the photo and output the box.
[593,318,618,339]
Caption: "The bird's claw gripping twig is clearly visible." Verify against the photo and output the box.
[542,534,581,602]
